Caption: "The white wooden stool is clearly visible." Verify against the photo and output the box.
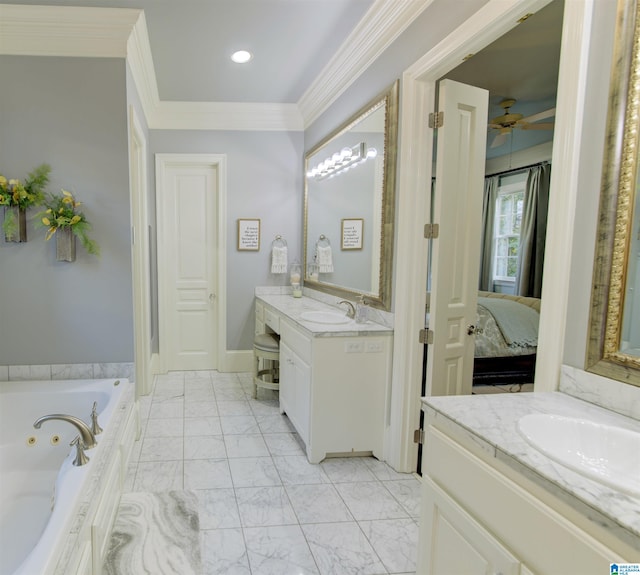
[253,333,280,399]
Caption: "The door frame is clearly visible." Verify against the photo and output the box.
[389,0,595,471]
[155,153,228,374]
[129,105,152,398]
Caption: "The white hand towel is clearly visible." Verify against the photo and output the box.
[317,245,334,273]
[271,245,288,274]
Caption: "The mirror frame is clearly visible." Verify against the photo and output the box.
[303,80,399,310]
[587,0,640,386]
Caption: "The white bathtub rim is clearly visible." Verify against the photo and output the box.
[5,378,132,575]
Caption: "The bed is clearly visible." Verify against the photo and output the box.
[473,290,541,386]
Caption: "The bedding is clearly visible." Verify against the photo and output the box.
[473,291,541,385]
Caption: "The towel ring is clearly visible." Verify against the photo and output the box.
[272,235,287,248]
[316,235,331,248]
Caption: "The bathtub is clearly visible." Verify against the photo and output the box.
[0,378,136,575]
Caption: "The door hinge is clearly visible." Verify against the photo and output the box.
[424,223,439,239]
[413,428,425,444]
[419,328,434,345]
[429,111,443,128]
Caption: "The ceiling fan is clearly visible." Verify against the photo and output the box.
[488,98,555,148]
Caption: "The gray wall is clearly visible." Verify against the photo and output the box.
[149,130,304,351]
[0,55,133,365]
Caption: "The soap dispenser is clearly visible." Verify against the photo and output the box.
[290,260,302,298]
[355,295,369,324]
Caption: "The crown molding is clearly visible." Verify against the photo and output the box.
[1,2,422,132]
[153,101,303,131]
[0,4,140,58]
[126,11,161,124]
[297,0,434,128]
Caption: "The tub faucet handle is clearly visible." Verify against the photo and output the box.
[70,436,90,466]
[90,401,103,435]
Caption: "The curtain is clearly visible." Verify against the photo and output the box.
[479,175,500,290]
[516,162,551,297]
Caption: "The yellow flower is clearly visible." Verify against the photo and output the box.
[70,215,81,225]
[46,208,52,214]
[42,217,51,226]
[62,190,73,197]
[62,196,74,204]
[0,175,6,187]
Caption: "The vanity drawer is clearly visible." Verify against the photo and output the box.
[264,307,280,334]
[255,301,264,321]
[280,320,311,363]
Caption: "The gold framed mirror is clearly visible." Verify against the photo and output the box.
[303,81,399,311]
[587,0,640,386]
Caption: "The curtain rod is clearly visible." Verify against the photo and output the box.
[485,160,549,178]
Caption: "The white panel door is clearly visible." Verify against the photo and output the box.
[160,162,218,371]
[426,79,488,397]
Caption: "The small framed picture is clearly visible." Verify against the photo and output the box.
[341,218,364,250]
[237,218,261,251]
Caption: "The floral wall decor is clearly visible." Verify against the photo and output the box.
[37,190,100,261]
[0,164,50,242]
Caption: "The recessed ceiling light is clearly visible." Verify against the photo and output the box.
[231,50,252,64]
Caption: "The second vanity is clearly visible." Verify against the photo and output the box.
[255,289,393,463]
[417,391,640,574]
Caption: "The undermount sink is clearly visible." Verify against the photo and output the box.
[517,413,640,496]
[299,310,351,324]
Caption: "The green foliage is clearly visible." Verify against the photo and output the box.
[0,163,51,240]
[36,189,100,256]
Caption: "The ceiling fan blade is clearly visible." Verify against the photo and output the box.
[487,123,503,130]
[519,122,555,130]
[490,132,508,148]
[519,107,556,124]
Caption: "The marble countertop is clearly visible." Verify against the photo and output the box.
[421,391,640,550]
[256,293,393,336]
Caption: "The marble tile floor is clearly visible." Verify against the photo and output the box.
[125,370,421,575]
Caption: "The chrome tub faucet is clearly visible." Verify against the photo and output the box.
[33,414,97,449]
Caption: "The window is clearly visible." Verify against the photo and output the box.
[493,174,526,282]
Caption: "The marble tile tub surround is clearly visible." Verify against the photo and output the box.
[560,364,640,420]
[0,362,134,382]
[127,370,421,575]
[422,392,640,552]
[255,286,394,334]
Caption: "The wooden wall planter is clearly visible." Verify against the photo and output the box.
[56,227,76,262]
[3,206,27,243]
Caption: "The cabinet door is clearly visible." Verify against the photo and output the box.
[419,476,521,575]
[279,342,311,445]
[293,354,311,445]
[279,342,295,418]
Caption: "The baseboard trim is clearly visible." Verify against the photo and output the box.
[221,350,253,373]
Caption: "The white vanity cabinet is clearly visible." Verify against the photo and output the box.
[255,296,392,464]
[280,317,391,463]
[418,420,635,574]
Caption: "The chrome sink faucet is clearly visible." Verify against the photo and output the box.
[338,300,356,319]
[33,414,97,449]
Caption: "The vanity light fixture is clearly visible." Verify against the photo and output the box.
[231,50,252,64]
[306,142,378,181]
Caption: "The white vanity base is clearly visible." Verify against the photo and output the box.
[256,293,393,464]
[418,393,640,574]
